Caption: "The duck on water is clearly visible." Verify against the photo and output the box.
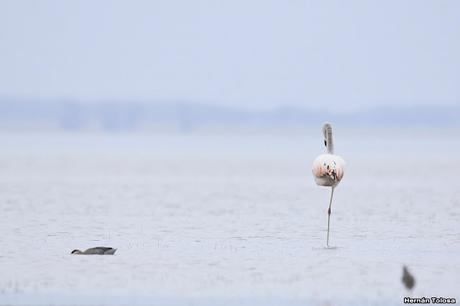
[71,247,117,255]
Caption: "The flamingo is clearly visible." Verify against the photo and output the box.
[312,123,345,247]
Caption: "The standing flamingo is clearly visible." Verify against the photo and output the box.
[312,123,345,247]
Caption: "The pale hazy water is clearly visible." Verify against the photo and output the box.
[0,128,459,305]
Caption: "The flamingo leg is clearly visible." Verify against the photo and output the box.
[326,186,335,247]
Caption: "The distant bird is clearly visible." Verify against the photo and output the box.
[71,247,117,255]
[312,123,345,247]
[402,266,416,291]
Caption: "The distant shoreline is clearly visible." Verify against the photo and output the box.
[0,98,458,132]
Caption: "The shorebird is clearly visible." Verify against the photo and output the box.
[402,266,415,291]
[312,123,345,247]
[71,247,117,255]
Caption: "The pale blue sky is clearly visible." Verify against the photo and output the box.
[0,0,459,110]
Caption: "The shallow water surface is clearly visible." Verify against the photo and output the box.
[0,130,459,305]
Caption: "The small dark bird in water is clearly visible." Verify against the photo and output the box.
[71,247,117,255]
[402,266,415,290]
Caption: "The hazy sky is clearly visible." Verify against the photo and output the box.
[1,1,459,110]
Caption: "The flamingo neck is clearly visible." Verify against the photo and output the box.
[325,128,334,154]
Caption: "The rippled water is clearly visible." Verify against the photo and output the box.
[0,128,459,305]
